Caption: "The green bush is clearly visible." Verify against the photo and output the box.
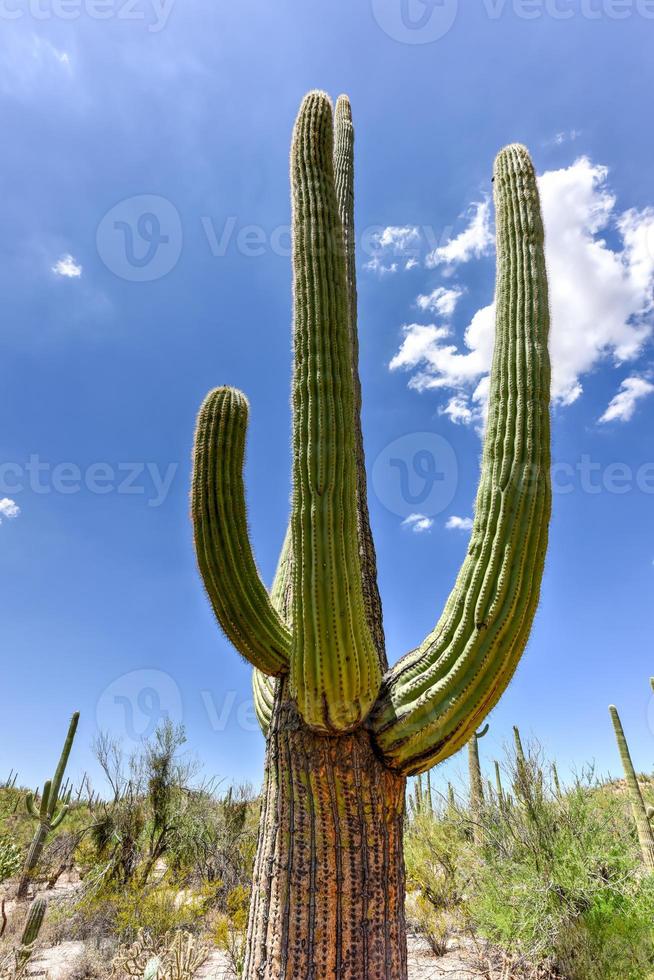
[406,742,654,979]
[0,834,21,883]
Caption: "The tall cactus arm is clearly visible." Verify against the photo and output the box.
[289,91,382,732]
[26,792,40,821]
[49,712,79,808]
[370,144,551,775]
[609,704,654,871]
[192,387,291,676]
[333,94,387,667]
[39,782,52,822]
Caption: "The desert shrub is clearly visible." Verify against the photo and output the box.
[211,884,250,978]
[407,739,654,979]
[0,836,21,884]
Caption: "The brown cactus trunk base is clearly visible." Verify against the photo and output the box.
[245,685,408,980]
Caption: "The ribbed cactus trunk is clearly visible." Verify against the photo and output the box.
[245,683,407,979]
[191,91,552,979]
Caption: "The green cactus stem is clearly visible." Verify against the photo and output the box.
[426,770,433,813]
[468,724,489,843]
[17,713,79,900]
[609,704,654,871]
[494,760,504,801]
[16,897,47,970]
[191,91,552,979]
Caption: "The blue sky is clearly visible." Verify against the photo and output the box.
[1,1,653,798]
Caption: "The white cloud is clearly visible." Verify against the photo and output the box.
[391,158,654,427]
[52,254,82,278]
[416,286,463,317]
[446,515,473,531]
[425,201,493,268]
[598,376,654,424]
[401,513,434,534]
[0,499,20,523]
[365,226,420,276]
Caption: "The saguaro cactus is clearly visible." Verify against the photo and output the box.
[609,703,654,871]
[468,724,489,843]
[17,713,79,899]
[191,91,551,978]
[14,897,47,971]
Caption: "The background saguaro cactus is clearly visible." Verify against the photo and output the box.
[468,724,489,843]
[191,90,552,978]
[609,703,654,871]
[17,712,79,899]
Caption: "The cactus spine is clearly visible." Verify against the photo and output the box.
[191,91,551,978]
[17,713,79,900]
[609,704,654,871]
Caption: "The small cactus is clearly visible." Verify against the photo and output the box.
[14,897,47,971]
[17,713,79,899]
[609,703,654,871]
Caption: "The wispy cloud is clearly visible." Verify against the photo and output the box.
[416,286,463,317]
[425,200,493,268]
[52,254,82,279]
[446,515,473,531]
[548,129,581,146]
[599,375,654,424]
[365,225,421,276]
[391,158,654,428]
[0,499,20,524]
[401,513,434,534]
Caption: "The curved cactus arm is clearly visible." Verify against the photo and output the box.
[476,723,490,740]
[609,704,654,870]
[370,144,551,775]
[25,792,40,821]
[333,94,387,667]
[192,387,291,676]
[50,805,70,831]
[252,669,276,736]
[289,91,382,733]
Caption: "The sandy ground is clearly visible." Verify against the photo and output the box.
[22,934,480,979]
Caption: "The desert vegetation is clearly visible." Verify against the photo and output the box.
[1,702,653,979]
